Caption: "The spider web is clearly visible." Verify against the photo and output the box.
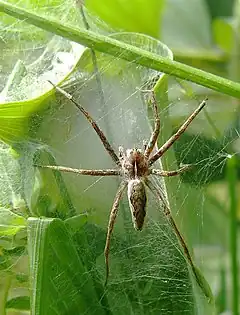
[0,2,237,315]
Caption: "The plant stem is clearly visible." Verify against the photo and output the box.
[1,1,240,98]
[227,155,239,315]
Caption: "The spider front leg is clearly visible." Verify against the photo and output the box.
[151,164,192,177]
[104,182,127,286]
[36,164,120,176]
[149,98,207,166]
[143,91,160,159]
[48,81,121,166]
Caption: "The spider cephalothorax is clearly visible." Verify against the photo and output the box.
[38,82,209,298]
[119,147,149,179]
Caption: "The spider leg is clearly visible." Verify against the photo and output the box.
[143,91,160,159]
[48,81,120,166]
[150,164,192,177]
[149,98,207,166]
[145,178,195,268]
[145,178,209,298]
[36,164,120,176]
[104,182,127,286]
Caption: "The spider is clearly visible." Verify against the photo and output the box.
[39,81,207,295]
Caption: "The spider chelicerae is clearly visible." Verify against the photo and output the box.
[39,81,207,295]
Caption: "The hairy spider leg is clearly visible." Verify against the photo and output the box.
[147,178,194,262]
[104,182,127,286]
[145,178,211,300]
[150,164,192,176]
[144,91,160,159]
[149,98,207,166]
[36,165,120,176]
[48,81,120,166]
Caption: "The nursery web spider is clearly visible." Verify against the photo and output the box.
[38,81,207,295]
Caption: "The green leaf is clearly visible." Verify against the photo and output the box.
[0,96,47,142]
[162,0,212,53]
[0,1,86,143]
[173,133,227,185]
[213,17,234,53]
[64,213,89,235]
[5,296,30,310]
[0,208,26,235]
[0,144,22,207]
[207,0,234,19]
[86,0,164,38]
[0,142,37,213]
[27,217,106,315]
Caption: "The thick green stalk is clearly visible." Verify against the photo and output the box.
[227,156,239,315]
[1,1,240,98]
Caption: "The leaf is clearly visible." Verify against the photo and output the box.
[6,296,30,310]
[0,142,38,213]
[162,0,213,53]
[86,0,164,38]
[27,217,106,315]
[0,143,22,207]
[0,0,86,143]
[173,132,227,185]
[0,208,26,235]
[213,17,234,53]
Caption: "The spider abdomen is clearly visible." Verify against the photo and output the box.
[127,179,147,231]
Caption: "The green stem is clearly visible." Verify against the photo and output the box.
[227,155,239,315]
[1,1,240,98]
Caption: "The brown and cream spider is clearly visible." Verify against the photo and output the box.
[39,81,207,295]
